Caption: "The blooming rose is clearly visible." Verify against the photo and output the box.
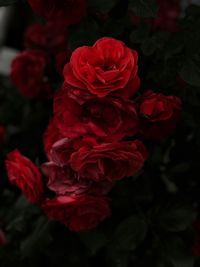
[24,23,68,55]
[42,195,111,231]
[63,37,140,103]
[70,139,148,182]
[42,162,113,195]
[5,150,44,203]
[28,0,86,26]
[43,138,114,195]
[54,87,138,141]
[11,50,52,98]
[137,90,181,140]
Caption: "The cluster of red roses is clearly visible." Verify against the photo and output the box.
[5,0,182,232]
[6,36,181,231]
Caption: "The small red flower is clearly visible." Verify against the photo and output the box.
[11,50,52,98]
[137,90,181,139]
[5,150,44,203]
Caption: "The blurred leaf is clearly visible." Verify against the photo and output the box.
[129,0,158,18]
[68,18,100,50]
[130,22,150,44]
[156,204,196,232]
[103,17,125,37]
[141,36,157,56]
[20,216,53,258]
[0,0,17,6]
[112,215,147,251]
[163,237,194,267]
[170,163,190,174]
[179,59,200,87]
[79,229,107,256]
[88,0,119,13]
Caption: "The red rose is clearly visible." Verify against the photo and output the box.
[54,87,138,141]
[70,139,148,182]
[28,0,86,26]
[138,90,182,140]
[48,138,77,167]
[42,195,111,231]
[11,50,52,98]
[42,162,87,195]
[42,162,113,195]
[5,150,44,203]
[24,23,68,55]
[43,119,64,158]
[63,37,140,103]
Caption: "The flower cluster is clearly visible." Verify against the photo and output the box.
[6,36,181,231]
[10,0,87,98]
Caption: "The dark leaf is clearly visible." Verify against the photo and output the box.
[20,216,53,258]
[68,18,100,51]
[0,0,17,6]
[129,0,158,18]
[163,237,194,267]
[179,59,200,87]
[156,204,196,232]
[79,229,107,256]
[112,215,147,251]
[88,0,119,13]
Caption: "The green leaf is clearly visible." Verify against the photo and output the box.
[157,204,197,232]
[112,216,147,251]
[0,0,17,6]
[141,37,157,56]
[179,59,200,87]
[130,22,150,44]
[129,0,158,18]
[20,216,53,258]
[68,18,100,51]
[79,230,107,256]
[88,0,118,13]
[163,237,194,267]
[103,17,126,38]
